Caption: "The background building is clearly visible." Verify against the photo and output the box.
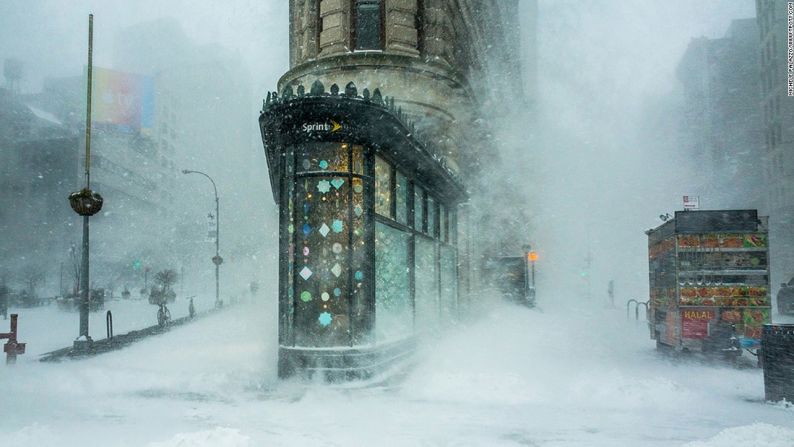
[756,0,794,289]
[113,18,266,292]
[0,86,79,297]
[23,70,180,289]
[676,18,764,212]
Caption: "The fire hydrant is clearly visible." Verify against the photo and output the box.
[1,314,26,364]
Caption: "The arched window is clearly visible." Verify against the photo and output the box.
[352,0,383,50]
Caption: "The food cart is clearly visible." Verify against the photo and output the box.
[646,210,771,358]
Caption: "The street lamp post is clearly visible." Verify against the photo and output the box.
[182,170,222,308]
[68,14,104,350]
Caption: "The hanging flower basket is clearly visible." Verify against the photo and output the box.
[68,188,104,216]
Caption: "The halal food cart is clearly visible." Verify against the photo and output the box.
[646,210,771,358]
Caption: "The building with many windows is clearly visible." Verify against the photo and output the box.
[676,19,764,212]
[261,0,529,379]
[0,87,79,284]
[756,0,794,289]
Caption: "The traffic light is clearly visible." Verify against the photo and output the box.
[528,251,538,262]
[132,260,142,271]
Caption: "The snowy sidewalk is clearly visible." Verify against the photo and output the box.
[2,299,794,447]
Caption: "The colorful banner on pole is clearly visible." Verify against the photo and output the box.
[90,66,154,132]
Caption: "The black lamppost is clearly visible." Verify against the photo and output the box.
[182,170,222,308]
[68,14,103,350]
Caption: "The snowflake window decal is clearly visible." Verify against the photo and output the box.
[317,180,331,193]
[318,312,332,327]
[331,178,345,190]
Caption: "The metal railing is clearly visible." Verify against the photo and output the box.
[626,299,649,321]
[106,310,113,340]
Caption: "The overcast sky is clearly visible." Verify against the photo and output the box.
[0,1,288,95]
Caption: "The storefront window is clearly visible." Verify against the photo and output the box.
[440,203,447,242]
[396,171,408,225]
[294,174,352,346]
[375,156,392,217]
[375,222,413,341]
[427,195,437,237]
[297,143,349,173]
[450,207,457,245]
[414,185,425,231]
[440,245,458,320]
[414,235,438,333]
[290,143,365,347]
[350,175,368,344]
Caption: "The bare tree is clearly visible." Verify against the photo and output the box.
[150,269,178,304]
[20,264,45,306]
[154,269,178,292]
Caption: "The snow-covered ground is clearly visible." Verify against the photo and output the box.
[6,293,219,356]
[2,295,794,446]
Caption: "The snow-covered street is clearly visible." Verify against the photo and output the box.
[2,297,793,447]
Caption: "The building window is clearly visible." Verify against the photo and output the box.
[292,143,366,347]
[414,234,438,332]
[396,171,408,225]
[316,0,323,49]
[416,0,425,53]
[375,222,413,340]
[427,195,437,237]
[353,0,383,50]
[375,156,392,217]
[440,203,447,242]
[414,185,425,231]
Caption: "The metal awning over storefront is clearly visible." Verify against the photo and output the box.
[259,82,467,206]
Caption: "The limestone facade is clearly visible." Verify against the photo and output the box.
[283,0,523,175]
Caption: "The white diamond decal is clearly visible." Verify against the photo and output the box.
[299,266,313,280]
[319,223,330,237]
[331,263,342,277]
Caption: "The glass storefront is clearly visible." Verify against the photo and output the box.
[291,143,367,347]
[261,91,468,377]
[277,129,460,349]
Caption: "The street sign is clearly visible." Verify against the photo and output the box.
[683,195,700,210]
